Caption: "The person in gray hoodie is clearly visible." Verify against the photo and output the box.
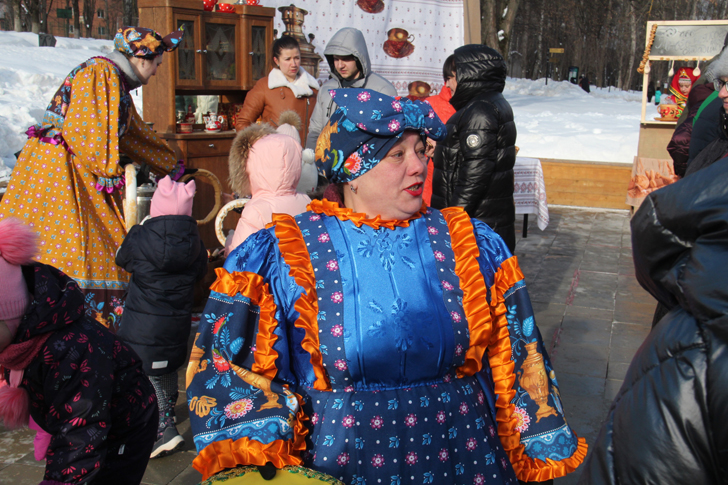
[305,27,397,150]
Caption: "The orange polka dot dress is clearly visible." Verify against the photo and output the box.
[0,57,181,330]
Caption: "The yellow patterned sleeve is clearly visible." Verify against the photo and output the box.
[119,106,181,178]
[62,61,124,180]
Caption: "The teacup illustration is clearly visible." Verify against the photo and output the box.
[407,81,431,100]
[357,0,384,14]
[384,28,415,58]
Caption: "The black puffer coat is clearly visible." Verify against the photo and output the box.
[116,215,207,376]
[578,157,728,484]
[431,44,517,252]
[2,264,157,484]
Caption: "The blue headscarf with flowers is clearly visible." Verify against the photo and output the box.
[315,88,446,183]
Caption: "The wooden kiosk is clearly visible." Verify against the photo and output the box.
[628,20,728,209]
[138,0,275,248]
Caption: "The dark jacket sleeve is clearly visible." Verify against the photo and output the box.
[578,312,715,485]
[115,225,140,273]
[450,100,499,214]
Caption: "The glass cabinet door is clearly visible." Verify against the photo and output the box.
[203,19,239,87]
[175,15,202,87]
[250,25,266,82]
[243,18,271,89]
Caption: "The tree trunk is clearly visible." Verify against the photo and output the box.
[12,0,22,31]
[72,0,80,37]
[532,0,545,79]
[104,0,110,38]
[27,0,42,33]
[499,0,521,60]
[481,0,499,52]
[83,0,95,37]
[518,0,530,77]
[122,0,135,26]
[624,0,637,91]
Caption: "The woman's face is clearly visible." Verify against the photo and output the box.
[130,56,163,85]
[678,81,691,96]
[274,47,301,82]
[346,131,427,220]
[445,72,457,94]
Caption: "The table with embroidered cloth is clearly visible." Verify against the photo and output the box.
[514,156,550,237]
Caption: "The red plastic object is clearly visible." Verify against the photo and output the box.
[218,3,235,12]
[202,0,217,11]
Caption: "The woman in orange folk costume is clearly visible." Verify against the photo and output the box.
[187,89,587,484]
[0,27,185,330]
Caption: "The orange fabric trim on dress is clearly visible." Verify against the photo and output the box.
[488,257,587,481]
[441,207,494,378]
[272,214,331,391]
[192,402,309,480]
[440,208,587,479]
[308,198,426,230]
[210,267,280,381]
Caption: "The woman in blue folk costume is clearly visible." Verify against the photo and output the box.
[187,89,587,484]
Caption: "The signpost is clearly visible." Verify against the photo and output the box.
[546,47,564,85]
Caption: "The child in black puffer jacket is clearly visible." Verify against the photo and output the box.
[0,218,158,485]
[115,175,207,458]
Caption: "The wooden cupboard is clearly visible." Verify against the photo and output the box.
[138,0,274,249]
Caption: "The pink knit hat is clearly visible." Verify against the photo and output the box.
[0,218,38,339]
[150,176,196,218]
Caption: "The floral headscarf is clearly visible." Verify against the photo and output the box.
[114,26,185,58]
[315,89,446,183]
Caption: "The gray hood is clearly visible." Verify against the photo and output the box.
[107,49,143,91]
[323,28,371,84]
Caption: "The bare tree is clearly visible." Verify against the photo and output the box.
[72,0,79,36]
[12,0,21,30]
[481,0,522,61]
[122,0,134,26]
[82,0,94,37]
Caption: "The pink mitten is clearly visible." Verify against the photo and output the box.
[29,415,51,461]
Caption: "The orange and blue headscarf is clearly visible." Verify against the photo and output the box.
[114,26,185,58]
[315,89,446,183]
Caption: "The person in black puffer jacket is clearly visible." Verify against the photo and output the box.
[578,156,728,484]
[431,44,517,252]
[116,175,207,459]
[0,218,158,485]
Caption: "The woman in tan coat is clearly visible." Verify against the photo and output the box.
[235,36,319,142]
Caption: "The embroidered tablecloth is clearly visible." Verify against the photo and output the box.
[514,157,549,231]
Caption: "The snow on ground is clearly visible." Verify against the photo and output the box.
[0,31,643,182]
[503,77,642,164]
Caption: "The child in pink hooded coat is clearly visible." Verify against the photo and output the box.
[225,112,312,255]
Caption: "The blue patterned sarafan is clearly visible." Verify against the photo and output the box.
[187,203,585,484]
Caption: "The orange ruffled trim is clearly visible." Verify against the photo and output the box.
[490,258,587,481]
[308,198,426,230]
[442,208,494,378]
[442,208,587,480]
[210,268,279,381]
[272,214,331,391]
[192,397,310,480]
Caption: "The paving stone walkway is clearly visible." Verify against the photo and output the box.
[0,207,655,484]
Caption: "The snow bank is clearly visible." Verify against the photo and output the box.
[504,78,642,164]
